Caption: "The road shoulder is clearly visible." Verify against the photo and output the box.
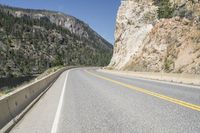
[10,71,69,133]
[98,69,200,89]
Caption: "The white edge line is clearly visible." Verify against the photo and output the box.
[51,70,70,133]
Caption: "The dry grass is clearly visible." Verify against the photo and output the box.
[105,66,114,70]
[36,66,63,80]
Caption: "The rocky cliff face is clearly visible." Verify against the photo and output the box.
[170,0,200,20]
[109,0,157,69]
[109,0,200,74]
[0,5,113,77]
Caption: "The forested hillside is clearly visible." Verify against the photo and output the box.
[0,5,113,77]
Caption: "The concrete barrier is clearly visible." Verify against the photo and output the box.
[0,67,73,132]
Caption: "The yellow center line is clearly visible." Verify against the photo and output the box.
[85,70,200,112]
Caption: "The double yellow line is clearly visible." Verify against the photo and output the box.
[85,70,200,112]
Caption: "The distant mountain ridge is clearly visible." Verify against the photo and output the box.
[0,5,112,48]
[0,5,113,77]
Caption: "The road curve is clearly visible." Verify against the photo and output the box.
[10,68,200,133]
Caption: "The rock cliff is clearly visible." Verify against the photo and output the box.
[109,0,200,74]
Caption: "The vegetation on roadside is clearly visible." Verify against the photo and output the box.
[164,58,174,72]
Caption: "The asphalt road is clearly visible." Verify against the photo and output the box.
[10,68,200,133]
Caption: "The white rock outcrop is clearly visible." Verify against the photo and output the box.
[109,0,157,70]
[109,0,200,74]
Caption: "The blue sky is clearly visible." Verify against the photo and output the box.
[0,0,121,44]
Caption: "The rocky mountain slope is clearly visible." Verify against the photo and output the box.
[109,0,200,74]
[0,5,113,77]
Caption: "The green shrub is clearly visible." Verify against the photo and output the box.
[154,0,175,19]
[164,58,174,72]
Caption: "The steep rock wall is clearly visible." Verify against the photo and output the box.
[109,0,157,69]
[109,0,200,74]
